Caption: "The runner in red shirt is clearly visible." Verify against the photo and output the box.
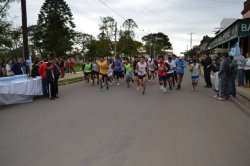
[158,56,170,92]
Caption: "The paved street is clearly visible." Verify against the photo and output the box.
[0,73,250,166]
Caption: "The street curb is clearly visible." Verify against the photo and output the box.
[231,97,250,116]
[58,77,84,86]
[237,90,250,102]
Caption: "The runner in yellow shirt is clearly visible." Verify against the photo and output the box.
[98,56,109,90]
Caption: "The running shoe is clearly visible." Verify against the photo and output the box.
[163,87,167,92]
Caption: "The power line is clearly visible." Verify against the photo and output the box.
[206,0,243,3]
[96,0,126,20]
[133,0,157,18]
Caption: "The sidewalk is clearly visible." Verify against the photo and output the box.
[236,86,250,101]
[59,71,83,81]
[58,71,84,85]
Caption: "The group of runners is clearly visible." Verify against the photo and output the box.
[82,55,200,94]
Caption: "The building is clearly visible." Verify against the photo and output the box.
[209,0,250,55]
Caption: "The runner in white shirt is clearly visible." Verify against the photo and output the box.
[136,56,148,94]
[189,59,200,91]
[166,56,176,90]
[148,58,155,82]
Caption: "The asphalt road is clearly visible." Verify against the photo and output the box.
[1,73,250,166]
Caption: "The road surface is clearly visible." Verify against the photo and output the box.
[1,74,250,166]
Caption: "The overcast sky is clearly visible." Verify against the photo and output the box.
[8,0,244,55]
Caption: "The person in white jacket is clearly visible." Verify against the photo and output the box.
[6,59,14,76]
[244,53,250,87]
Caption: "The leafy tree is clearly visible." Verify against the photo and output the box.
[86,39,112,58]
[37,0,76,58]
[142,32,172,57]
[0,0,16,20]
[117,31,142,57]
[122,19,138,38]
[73,32,95,54]
[200,35,212,45]
[99,16,116,42]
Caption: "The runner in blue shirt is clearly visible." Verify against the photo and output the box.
[113,56,123,85]
[175,56,186,90]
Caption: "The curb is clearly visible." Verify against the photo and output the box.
[231,97,250,116]
[58,77,84,86]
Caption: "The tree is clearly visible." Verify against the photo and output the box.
[73,32,95,54]
[0,0,16,20]
[99,16,116,42]
[142,32,172,57]
[117,31,142,57]
[122,19,138,38]
[200,35,212,45]
[37,0,75,58]
[86,39,112,58]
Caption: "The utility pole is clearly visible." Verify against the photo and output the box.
[189,32,195,51]
[21,0,29,60]
[114,22,117,57]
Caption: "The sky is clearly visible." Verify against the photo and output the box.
[7,0,244,55]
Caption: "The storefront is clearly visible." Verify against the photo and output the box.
[209,18,250,56]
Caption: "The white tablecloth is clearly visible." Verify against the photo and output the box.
[0,77,43,106]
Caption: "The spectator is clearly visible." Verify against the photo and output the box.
[46,62,56,100]
[217,52,231,101]
[201,53,212,88]
[229,56,238,97]
[69,59,76,74]
[31,59,40,78]
[212,56,221,92]
[39,58,48,98]
[59,58,65,78]
[65,59,70,74]
[236,53,245,86]
[1,60,7,77]
[11,58,27,75]
[0,60,3,77]
[244,53,250,88]
[6,59,14,76]
[52,59,61,97]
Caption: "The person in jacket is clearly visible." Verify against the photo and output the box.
[31,59,40,78]
[244,53,250,87]
[217,52,231,101]
[236,53,245,86]
[39,58,48,98]
[212,56,221,92]
[11,58,27,75]
[52,59,61,97]
[46,62,56,100]
[229,56,238,97]
[201,53,213,88]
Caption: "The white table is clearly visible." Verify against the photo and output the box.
[0,76,43,106]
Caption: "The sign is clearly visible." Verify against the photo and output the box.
[210,24,238,48]
[238,19,250,37]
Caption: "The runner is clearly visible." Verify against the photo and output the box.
[148,58,156,82]
[82,59,92,85]
[91,60,99,85]
[113,56,123,86]
[189,59,200,91]
[107,59,114,85]
[175,56,187,90]
[124,58,133,88]
[98,56,109,90]
[166,56,176,90]
[158,56,170,92]
[136,56,148,94]
[133,56,139,86]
